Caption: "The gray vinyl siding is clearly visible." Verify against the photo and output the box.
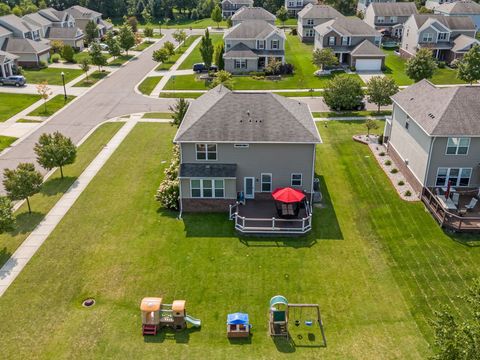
[224,58,258,73]
[426,137,480,187]
[180,143,315,196]
[388,104,432,186]
[180,178,237,199]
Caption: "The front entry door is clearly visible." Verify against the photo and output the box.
[244,177,255,199]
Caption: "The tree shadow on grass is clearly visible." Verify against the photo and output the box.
[9,211,45,236]
[228,336,252,345]
[143,326,200,344]
[0,247,14,273]
[40,176,77,196]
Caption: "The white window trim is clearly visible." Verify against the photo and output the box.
[445,137,470,156]
[271,40,279,49]
[195,143,218,161]
[306,19,314,25]
[190,178,225,198]
[291,173,302,187]
[377,16,385,23]
[261,173,272,192]
[435,167,472,187]
[257,40,265,49]
[422,33,433,42]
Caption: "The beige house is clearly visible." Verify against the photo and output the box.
[297,4,343,42]
[357,0,396,14]
[66,5,112,38]
[231,7,276,26]
[222,0,254,19]
[285,0,318,17]
[363,2,418,39]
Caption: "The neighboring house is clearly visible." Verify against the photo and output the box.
[364,2,418,39]
[297,4,343,43]
[44,27,84,50]
[400,14,477,62]
[434,0,480,29]
[37,7,76,28]
[357,0,396,14]
[221,0,254,19]
[231,7,276,26]
[22,12,52,38]
[314,17,385,70]
[0,14,41,41]
[224,20,286,74]
[174,85,321,227]
[425,0,458,11]
[384,79,480,195]
[285,0,318,17]
[66,5,112,37]
[0,27,17,77]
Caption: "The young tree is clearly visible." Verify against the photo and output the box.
[143,25,154,39]
[173,29,187,47]
[324,75,364,111]
[457,44,480,85]
[214,42,225,70]
[210,70,233,89]
[127,16,138,32]
[365,119,379,136]
[3,163,43,214]
[0,196,14,233]
[200,29,214,68]
[276,6,289,27]
[89,42,107,71]
[118,24,136,54]
[211,5,222,29]
[106,37,122,59]
[50,40,64,54]
[265,59,282,75]
[36,81,52,114]
[312,48,339,71]
[366,76,399,112]
[169,98,190,127]
[62,44,75,63]
[34,132,77,179]
[163,41,176,56]
[79,58,90,82]
[405,48,437,82]
[152,48,170,63]
[85,20,98,44]
[134,32,143,46]
[226,17,233,28]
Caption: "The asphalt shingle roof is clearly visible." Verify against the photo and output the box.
[2,38,50,54]
[435,0,480,14]
[231,7,276,21]
[174,86,322,143]
[23,12,53,27]
[392,80,480,136]
[224,42,257,58]
[179,163,237,178]
[413,14,476,30]
[66,5,101,19]
[370,2,418,17]
[315,17,380,36]
[451,34,479,52]
[298,4,344,19]
[0,14,38,33]
[0,26,12,37]
[45,27,83,39]
[222,0,254,4]
[225,20,285,39]
[350,39,385,56]
[0,50,18,65]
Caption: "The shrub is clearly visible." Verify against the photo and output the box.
[378,134,384,144]
[249,71,266,77]
[155,179,179,210]
[379,151,385,156]
[391,168,398,174]
[38,60,48,69]
[280,63,294,75]
[350,66,356,72]
[405,190,412,197]
[14,66,23,75]
[437,61,446,68]
[51,53,61,63]
[62,44,75,62]
[385,160,392,166]
[290,28,297,36]
[450,59,460,69]
[398,180,405,186]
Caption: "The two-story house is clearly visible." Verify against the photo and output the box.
[0,26,18,78]
[425,0,458,11]
[434,0,480,29]
[285,0,318,17]
[314,17,385,71]
[66,5,112,38]
[221,0,254,19]
[224,20,286,74]
[364,2,418,39]
[231,7,276,26]
[400,14,477,62]
[297,4,343,42]
[174,85,321,234]
[357,0,396,15]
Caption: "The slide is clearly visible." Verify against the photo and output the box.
[185,315,201,327]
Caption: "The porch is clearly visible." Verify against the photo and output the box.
[422,187,480,232]
[229,199,312,235]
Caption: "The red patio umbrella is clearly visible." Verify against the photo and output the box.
[272,187,306,203]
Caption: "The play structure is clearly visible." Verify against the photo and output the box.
[140,297,201,336]
[268,295,327,346]
[226,312,251,338]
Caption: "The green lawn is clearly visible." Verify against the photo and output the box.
[133,41,154,51]
[156,35,201,71]
[72,71,109,87]
[73,51,112,64]
[178,34,223,70]
[275,90,324,97]
[27,95,76,117]
[1,121,480,357]
[0,135,17,151]
[142,112,173,119]
[158,92,203,99]
[138,76,162,95]
[312,110,392,118]
[108,55,135,67]
[112,17,228,29]
[23,67,83,85]
[16,118,43,123]
[0,122,122,269]
[0,93,41,122]
[383,49,466,86]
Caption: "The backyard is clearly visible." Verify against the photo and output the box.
[1,121,479,358]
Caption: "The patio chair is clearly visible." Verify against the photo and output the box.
[465,197,478,212]
[452,193,460,206]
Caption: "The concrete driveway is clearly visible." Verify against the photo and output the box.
[357,71,385,83]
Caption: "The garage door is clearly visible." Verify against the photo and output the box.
[355,59,382,71]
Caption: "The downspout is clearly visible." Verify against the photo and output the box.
[424,137,436,191]
[178,143,183,220]
[310,143,316,212]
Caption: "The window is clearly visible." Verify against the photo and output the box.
[271,40,279,49]
[190,179,225,198]
[257,40,265,49]
[226,43,231,49]
[297,0,303,5]
[342,37,349,46]
[196,143,217,160]
[390,16,397,23]
[328,36,335,46]
[377,16,385,23]
[291,173,302,186]
[438,32,448,41]
[446,137,470,155]
[288,1,295,6]
[234,59,247,69]
[305,29,315,37]
[234,144,249,148]
[261,173,272,192]
[422,33,433,42]
[435,168,472,187]
[307,19,314,25]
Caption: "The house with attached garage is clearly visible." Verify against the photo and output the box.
[384,80,480,231]
[400,14,478,62]
[434,0,480,29]
[231,7,276,26]
[364,2,418,39]
[65,5,112,38]
[314,16,385,71]
[221,0,254,19]
[174,85,322,234]
[223,20,286,74]
[297,4,344,43]
[357,0,396,15]
[285,0,318,17]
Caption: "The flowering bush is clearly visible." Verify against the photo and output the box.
[156,145,180,210]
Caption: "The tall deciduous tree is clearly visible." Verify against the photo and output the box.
[163,41,176,56]
[0,196,14,233]
[324,75,364,111]
[405,48,437,82]
[214,42,225,70]
[457,44,480,85]
[199,29,214,68]
[85,20,98,44]
[3,163,43,214]
[34,132,77,179]
[89,42,107,71]
[276,6,289,27]
[211,4,222,28]
[312,48,339,71]
[169,98,190,127]
[118,24,136,54]
[366,76,399,112]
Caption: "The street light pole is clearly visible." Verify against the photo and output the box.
[61,71,67,102]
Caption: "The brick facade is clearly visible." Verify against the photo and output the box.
[387,142,423,193]
[182,198,236,213]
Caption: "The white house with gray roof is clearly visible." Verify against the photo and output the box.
[222,0,254,19]
[286,0,318,17]
[224,20,286,73]
[384,80,480,194]
[314,16,384,70]
[297,4,344,42]
[400,14,478,62]
[357,0,396,14]
[434,0,480,29]
[231,7,276,26]
[174,85,321,235]
[364,2,418,39]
